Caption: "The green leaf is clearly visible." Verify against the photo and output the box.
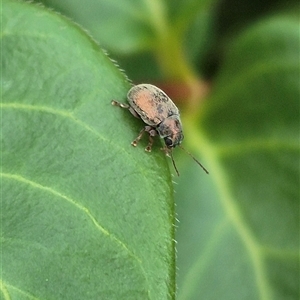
[176,17,299,300]
[34,0,218,81]
[35,0,162,53]
[1,1,175,299]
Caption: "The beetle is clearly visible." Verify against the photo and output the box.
[112,83,208,175]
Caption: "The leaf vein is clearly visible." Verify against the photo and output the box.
[1,102,110,143]
[217,138,299,157]
[187,120,273,300]
[1,172,142,265]
[1,280,39,300]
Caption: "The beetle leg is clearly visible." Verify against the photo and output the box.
[144,126,157,152]
[111,100,140,119]
[131,126,157,152]
[111,100,130,109]
[131,127,146,147]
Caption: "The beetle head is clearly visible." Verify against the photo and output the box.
[157,116,184,149]
[158,116,209,176]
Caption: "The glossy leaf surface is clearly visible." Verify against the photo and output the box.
[1,1,175,299]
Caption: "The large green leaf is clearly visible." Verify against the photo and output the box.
[1,1,175,299]
[176,16,299,300]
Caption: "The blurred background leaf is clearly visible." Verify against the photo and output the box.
[3,0,300,299]
[176,16,299,300]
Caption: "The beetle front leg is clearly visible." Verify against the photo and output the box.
[111,100,140,119]
[111,100,130,109]
[144,126,157,152]
[131,127,146,147]
[131,126,157,152]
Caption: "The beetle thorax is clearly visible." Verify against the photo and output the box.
[156,115,184,148]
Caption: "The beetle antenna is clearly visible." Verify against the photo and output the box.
[170,151,180,176]
[178,145,209,174]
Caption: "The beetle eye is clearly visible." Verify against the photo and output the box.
[164,137,173,147]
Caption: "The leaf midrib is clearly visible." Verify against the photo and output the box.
[186,120,273,300]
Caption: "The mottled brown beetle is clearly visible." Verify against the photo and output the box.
[112,84,208,175]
